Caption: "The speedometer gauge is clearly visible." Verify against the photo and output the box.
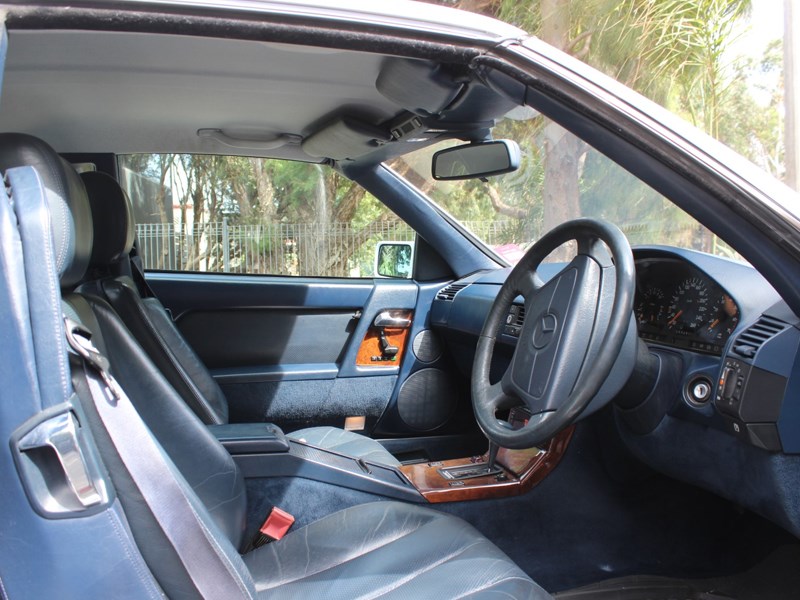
[667,277,711,333]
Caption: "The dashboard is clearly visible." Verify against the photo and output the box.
[430,246,800,539]
[430,247,791,449]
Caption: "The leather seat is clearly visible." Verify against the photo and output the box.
[243,501,542,598]
[79,170,399,467]
[0,133,550,599]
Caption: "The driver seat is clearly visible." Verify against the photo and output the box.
[2,133,550,599]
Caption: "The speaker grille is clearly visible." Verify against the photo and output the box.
[412,330,442,363]
[397,369,456,431]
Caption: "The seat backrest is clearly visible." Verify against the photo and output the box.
[0,134,254,598]
[0,137,168,600]
[80,171,230,425]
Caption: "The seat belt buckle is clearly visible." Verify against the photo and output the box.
[251,507,295,549]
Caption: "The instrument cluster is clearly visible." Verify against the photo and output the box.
[634,257,740,355]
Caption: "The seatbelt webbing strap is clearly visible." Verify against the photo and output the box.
[65,320,252,600]
[129,243,157,299]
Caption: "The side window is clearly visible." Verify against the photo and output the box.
[118,154,414,278]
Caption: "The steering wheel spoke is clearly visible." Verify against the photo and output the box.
[515,269,543,299]
[579,235,615,267]
[486,379,519,412]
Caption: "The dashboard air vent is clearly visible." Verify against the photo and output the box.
[732,315,788,359]
[436,282,469,301]
[513,305,526,327]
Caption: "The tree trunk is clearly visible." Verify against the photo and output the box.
[312,165,330,275]
[155,155,175,270]
[786,0,799,189]
[543,124,581,228]
[540,0,581,260]
[250,157,276,221]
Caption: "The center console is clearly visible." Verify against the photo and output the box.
[398,427,573,503]
[211,421,574,503]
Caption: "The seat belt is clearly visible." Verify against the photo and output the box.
[64,320,253,600]
[129,240,158,299]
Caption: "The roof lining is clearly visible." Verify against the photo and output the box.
[2,3,519,165]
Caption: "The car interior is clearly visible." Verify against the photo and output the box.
[2,2,800,599]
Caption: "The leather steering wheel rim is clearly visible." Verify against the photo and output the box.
[471,218,635,449]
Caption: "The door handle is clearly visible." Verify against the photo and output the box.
[373,311,411,329]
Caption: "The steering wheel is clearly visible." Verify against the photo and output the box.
[472,218,635,449]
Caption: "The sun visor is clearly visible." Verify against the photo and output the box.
[302,117,392,160]
[376,58,464,116]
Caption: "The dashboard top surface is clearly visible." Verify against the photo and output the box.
[436,246,782,358]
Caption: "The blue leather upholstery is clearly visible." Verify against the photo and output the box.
[0,164,164,600]
[290,425,402,465]
[0,133,92,287]
[80,170,400,467]
[2,134,550,599]
[246,501,547,599]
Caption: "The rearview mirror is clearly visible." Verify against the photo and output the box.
[432,140,520,181]
[375,242,414,278]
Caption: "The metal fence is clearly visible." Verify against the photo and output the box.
[136,218,732,275]
[136,219,421,276]
[136,219,524,276]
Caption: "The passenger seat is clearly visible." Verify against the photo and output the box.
[79,170,400,467]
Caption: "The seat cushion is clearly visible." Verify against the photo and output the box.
[288,426,400,467]
[244,501,549,599]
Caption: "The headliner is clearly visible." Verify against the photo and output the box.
[0,29,406,161]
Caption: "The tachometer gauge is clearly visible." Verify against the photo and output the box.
[667,277,711,333]
[635,285,666,327]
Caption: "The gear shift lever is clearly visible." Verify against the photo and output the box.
[486,440,500,472]
[436,438,503,480]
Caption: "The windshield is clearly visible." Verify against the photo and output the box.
[389,115,739,264]
[426,0,785,191]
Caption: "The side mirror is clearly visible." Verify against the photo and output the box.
[432,140,520,181]
[375,241,414,278]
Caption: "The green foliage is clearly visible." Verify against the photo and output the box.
[125,0,778,270]
[423,0,770,258]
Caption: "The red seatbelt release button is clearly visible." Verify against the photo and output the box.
[260,507,295,542]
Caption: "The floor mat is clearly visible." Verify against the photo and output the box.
[555,576,730,599]
[555,545,800,600]
[432,410,799,592]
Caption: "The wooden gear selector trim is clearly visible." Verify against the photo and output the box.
[399,427,574,503]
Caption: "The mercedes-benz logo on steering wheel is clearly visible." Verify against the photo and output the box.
[532,313,558,349]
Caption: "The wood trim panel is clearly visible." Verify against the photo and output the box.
[398,426,574,503]
[355,311,412,366]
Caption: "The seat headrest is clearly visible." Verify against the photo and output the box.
[0,133,93,288]
[81,171,135,268]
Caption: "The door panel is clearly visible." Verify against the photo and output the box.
[179,309,355,368]
[220,374,399,432]
[148,272,420,433]
[147,273,479,453]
